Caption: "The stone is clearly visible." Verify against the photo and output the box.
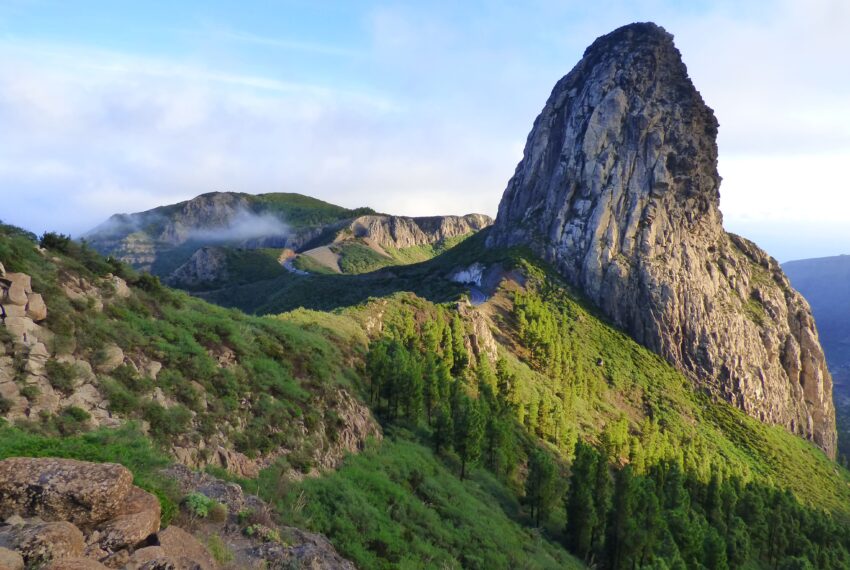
[0,547,23,570]
[125,546,166,568]
[24,342,50,376]
[110,276,131,299]
[4,316,39,347]
[95,345,124,374]
[4,273,31,306]
[96,487,161,551]
[2,304,26,319]
[251,526,356,570]
[42,557,110,570]
[155,526,216,570]
[486,22,836,457]
[0,521,84,567]
[25,293,47,321]
[0,458,133,526]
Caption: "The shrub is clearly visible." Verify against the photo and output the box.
[143,402,191,441]
[39,232,73,253]
[0,396,10,415]
[132,273,163,294]
[112,364,154,394]
[55,406,91,435]
[101,379,140,415]
[205,534,234,564]
[209,502,228,523]
[45,360,77,395]
[184,492,215,518]
[183,492,226,522]
[243,524,281,543]
[19,385,39,402]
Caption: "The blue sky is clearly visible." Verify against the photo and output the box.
[1,0,849,261]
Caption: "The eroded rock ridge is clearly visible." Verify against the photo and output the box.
[487,22,836,456]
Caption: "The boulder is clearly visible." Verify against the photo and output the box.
[4,273,31,306]
[155,526,216,570]
[3,317,39,347]
[95,345,124,374]
[110,276,131,299]
[0,547,23,570]
[96,487,161,551]
[42,557,110,569]
[251,527,356,570]
[24,342,50,376]
[25,293,47,322]
[0,521,84,567]
[124,546,166,569]
[0,458,133,526]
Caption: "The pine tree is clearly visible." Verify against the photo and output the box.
[440,323,455,372]
[454,395,484,480]
[565,441,599,558]
[526,447,559,526]
[607,466,639,570]
[450,315,469,375]
[433,402,454,454]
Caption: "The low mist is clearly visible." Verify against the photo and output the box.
[186,208,290,243]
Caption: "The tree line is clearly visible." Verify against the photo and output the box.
[365,299,850,569]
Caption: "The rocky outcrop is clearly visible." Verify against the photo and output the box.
[0,458,169,568]
[487,22,836,456]
[0,458,133,526]
[161,463,356,569]
[344,214,492,251]
[166,247,229,287]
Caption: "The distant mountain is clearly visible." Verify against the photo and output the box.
[783,255,850,459]
[784,255,850,368]
[84,191,492,287]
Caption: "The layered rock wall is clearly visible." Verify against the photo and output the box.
[346,214,492,250]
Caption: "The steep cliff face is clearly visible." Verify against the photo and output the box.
[345,214,492,250]
[487,22,836,456]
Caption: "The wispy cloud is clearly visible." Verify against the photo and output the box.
[208,29,367,59]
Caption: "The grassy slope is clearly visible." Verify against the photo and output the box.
[263,433,584,570]
[0,226,365,464]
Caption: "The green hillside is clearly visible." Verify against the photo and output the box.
[3,223,850,568]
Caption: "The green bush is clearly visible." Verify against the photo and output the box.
[101,379,139,415]
[183,492,221,519]
[45,360,78,395]
[205,534,234,564]
[143,402,191,441]
[19,385,39,402]
[54,406,91,435]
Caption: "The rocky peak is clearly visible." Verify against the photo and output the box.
[488,22,836,456]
